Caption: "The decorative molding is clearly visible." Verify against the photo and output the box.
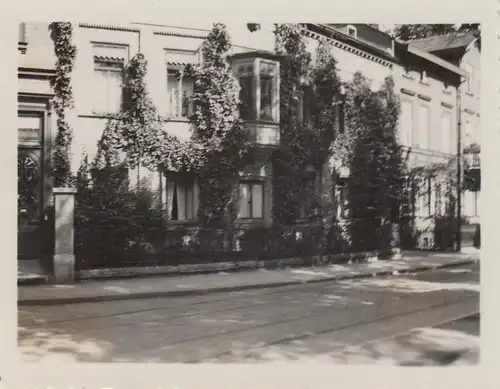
[18,67,56,79]
[154,30,206,40]
[302,29,394,68]
[400,88,416,96]
[418,93,432,101]
[79,23,140,33]
[441,102,454,108]
[18,42,28,54]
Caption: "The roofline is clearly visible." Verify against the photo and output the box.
[307,23,396,63]
[404,44,467,77]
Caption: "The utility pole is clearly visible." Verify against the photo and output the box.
[456,84,462,252]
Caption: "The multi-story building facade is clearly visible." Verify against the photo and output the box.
[408,32,481,226]
[393,41,467,248]
[17,22,480,278]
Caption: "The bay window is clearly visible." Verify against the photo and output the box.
[238,181,264,219]
[231,55,280,123]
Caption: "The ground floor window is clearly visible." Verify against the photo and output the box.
[238,181,264,219]
[165,174,198,221]
[336,184,349,219]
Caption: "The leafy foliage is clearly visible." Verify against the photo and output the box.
[333,73,405,251]
[391,24,480,41]
[49,22,77,187]
[184,23,250,227]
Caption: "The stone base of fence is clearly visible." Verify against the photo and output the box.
[76,249,393,281]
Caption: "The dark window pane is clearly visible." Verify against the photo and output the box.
[239,76,253,120]
[260,77,273,120]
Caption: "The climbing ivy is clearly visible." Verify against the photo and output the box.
[273,25,343,226]
[332,73,405,251]
[49,21,77,187]
[272,24,313,224]
[93,24,248,230]
[184,23,250,228]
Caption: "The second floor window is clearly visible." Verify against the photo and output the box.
[93,57,124,114]
[239,76,253,120]
[260,76,273,121]
[167,70,194,119]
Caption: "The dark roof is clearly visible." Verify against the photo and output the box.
[408,31,477,53]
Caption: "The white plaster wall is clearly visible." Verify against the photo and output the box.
[459,42,481,146]
[304,36,393,91]
[19,23,57,70]
[393,62,458,169]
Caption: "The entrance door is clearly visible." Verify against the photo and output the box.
[18,149,43,260]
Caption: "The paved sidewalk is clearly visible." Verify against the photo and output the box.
[17,251,479,306]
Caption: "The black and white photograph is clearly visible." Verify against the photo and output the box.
[16,21,481,366]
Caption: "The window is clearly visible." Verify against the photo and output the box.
[464,63,473,94]
[93,57,124,114]
[400,100,412,146]
[418,105,430,149]
[441,109,452,154]
[166,175,197,221]
[347,25,357,38]
[299,173,317,218]
[260,76,273,120]
[167,70,194,119]
[337,103,345,134]
[463,113,474,148]
[336,184,349,219]
[420,177,432,217]
[239,76,253,120]
[238,182,264,219]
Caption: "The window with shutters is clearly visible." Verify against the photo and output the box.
[238,181,264,219]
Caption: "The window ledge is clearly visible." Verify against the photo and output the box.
[18,42,28,54]
[442,89,452,95]
[167,220,198,226]
[419,81,430,87]
[79,112,117,119]
[465,92,474,97]
[402,74,413,80]
[235,219,266,225]
[243,119,279,126]
[166,117,190,123]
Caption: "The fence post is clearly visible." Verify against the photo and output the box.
[53,187,77,284]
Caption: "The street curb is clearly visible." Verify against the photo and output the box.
[17,258,478,307]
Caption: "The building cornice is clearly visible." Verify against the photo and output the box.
[304,24,395,68]
[79,23,140,33]
[18,67,56,79]
[153,30,206,40]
